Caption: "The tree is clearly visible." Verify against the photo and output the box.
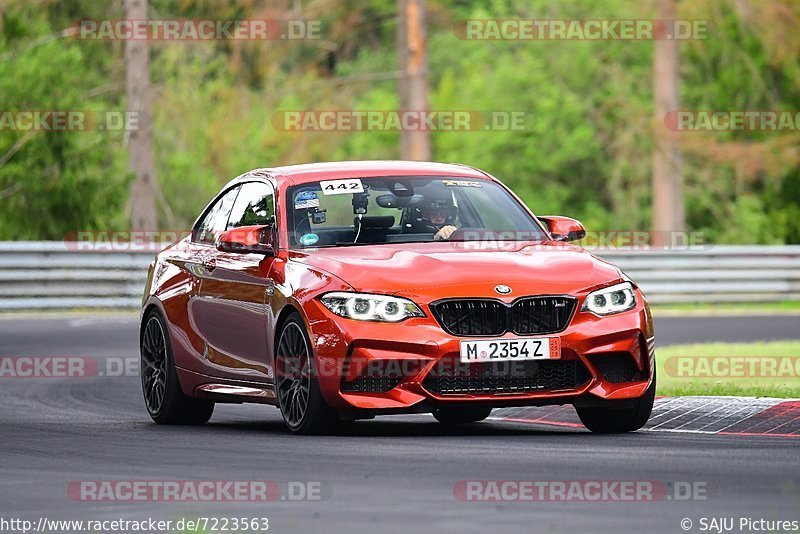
[397,0,431,160]
[125,0,157,230]
[651,0,685,246]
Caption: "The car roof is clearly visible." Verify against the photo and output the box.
[229,160,492,188]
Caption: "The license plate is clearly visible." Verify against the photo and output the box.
[459,337,559,363]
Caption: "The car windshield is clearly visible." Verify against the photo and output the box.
[286,176,547,248]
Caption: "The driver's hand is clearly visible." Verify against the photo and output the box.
[434,225,457,241]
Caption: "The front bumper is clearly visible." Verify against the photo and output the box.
[305,289,655,413]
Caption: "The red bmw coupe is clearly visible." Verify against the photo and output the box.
[140,161,655,434]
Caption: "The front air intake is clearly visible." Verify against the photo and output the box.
[430,296,576,337]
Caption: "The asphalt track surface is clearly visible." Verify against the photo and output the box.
[2,313,799,533]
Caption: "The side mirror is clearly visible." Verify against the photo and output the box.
[538,216,586,242]
[216,225,275,255]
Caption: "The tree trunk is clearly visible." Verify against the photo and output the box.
[651,0,684,247]
[397,0,431,161]
[125,0,157,230]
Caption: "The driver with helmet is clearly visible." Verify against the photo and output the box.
[409,188,459,240]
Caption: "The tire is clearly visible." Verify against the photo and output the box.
[275,312,343,435]
[576,370,656,433]
[140,310,214,425]
[432,406,493,424]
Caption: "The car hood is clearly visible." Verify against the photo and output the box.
[288,242,621,301]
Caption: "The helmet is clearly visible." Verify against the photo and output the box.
[412,187,458,230]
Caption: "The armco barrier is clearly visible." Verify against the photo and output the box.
[0,242,798,309]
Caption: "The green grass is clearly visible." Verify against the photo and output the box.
[656,341,800,398]
[651,300,800,316]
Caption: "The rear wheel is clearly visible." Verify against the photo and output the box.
[141,310,214,425]
[576,371,656,433]
[276,313,342,434]
[433,406,493,424]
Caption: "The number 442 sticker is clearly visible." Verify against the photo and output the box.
[319,178,364,195]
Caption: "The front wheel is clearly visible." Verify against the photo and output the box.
[140,310,214,425]
[575,371,656,433]
[432,406,493,424]
[275,313,343,435]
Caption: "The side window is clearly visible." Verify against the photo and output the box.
[193,187,240,245]
[227,182,276,229]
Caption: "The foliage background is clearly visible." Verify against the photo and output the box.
[1,0,799,242]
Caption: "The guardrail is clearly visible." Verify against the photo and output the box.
[0,242,798,309]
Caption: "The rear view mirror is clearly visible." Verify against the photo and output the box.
[216,225,275,255]
[538,216,587,242]
[375,194,423,209]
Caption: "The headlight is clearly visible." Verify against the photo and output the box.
[582,282,637,316]
[320,292,425,322]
